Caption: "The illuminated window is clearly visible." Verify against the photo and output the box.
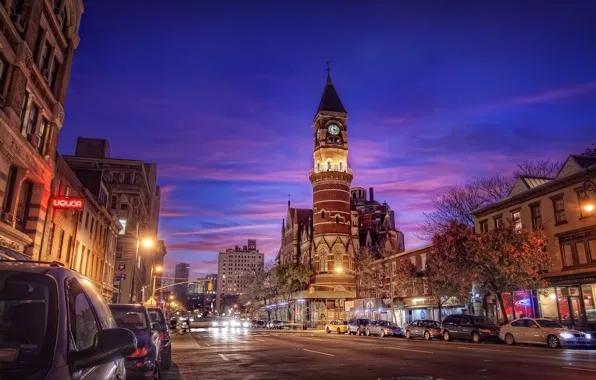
[119,219,127,235]
[320,252,328,272]
[511,210,522,230]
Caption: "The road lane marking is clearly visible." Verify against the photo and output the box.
[218,353,230,361]
[563,367,596,372]
[384,346,433,354]
[302,348,335,357]
[457,346,511,353]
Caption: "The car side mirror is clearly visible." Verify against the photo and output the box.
[151,322,160,330]
[69,328,137,371]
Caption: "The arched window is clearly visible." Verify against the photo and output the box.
[316,162,320,172]
[336,216,339,224]
[335,251,343,270]
[321,211,325,219]
[327,161,331,170]
[320,252,328,272]
[339,161,343,171]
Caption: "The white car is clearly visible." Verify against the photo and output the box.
[500,318,591,348]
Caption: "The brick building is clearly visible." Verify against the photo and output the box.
[275,73,404,324]
[63,138,162,304]
[0,0,83,257]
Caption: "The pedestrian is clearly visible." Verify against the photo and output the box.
[184,317,191,332]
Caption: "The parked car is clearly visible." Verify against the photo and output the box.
[348,318,370,336]
[169,317,178,330]
[365,320,402,337]
[441,314,500,343]
[325,320,348,334]
[148,307,172,369]
[252,320,266,328]
[110,304,162,379]
[404,319,442,340]
[0,260,136,380]
[500,318,592,348]
[269,320,284,329]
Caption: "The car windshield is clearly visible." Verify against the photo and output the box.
[473,316,495,325]
[110,307,148,330]
[0,271,57,370]
[148,308,165,323]
[383,321,397,327]
[341,321,348,325]
[536,319,564,328]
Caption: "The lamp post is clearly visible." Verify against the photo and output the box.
[129,230,154,303]
[581,180,596,213]
[151,265,163,299]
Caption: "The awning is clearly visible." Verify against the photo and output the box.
[0,247,31,261]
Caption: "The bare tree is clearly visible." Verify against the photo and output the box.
[418,159,562,240]
[513,159,562,178]
[354,247,384,299]
[583,143,596,158]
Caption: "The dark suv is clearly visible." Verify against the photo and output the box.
[0,260,136,380]
[348,318,370,336]
[441,314,500,343]
[110,304,161,379]
[148,307,172,369]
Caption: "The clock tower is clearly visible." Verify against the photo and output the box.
[309,72,356,293]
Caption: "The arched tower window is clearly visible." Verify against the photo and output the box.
[327,160,331,171]
[321,211,325,219]
[320,251,328,272]
[335,216,339,224]
[339,161,343,172]
[335,251,343,270]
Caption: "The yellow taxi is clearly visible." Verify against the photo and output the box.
[325,320,349,334]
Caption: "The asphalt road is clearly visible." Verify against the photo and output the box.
[162,328,596,380]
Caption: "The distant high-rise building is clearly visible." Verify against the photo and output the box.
[216,240,264,311]
[174,263,190,300]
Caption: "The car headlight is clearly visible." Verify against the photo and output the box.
[560,332,573,339]
[243,322,250,327]
[586,333,592,340]
[222,321,229,327]
[211,321,218,326]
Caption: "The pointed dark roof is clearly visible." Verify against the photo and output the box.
[316,74,347,115]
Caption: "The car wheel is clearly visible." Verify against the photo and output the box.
[326,328,330,334]
[472,332,482,344]
[547,335,560,348]
[405,330,411,339]
[380,329,385,338]
[337,328,341,334]
[505,333,515,345]
[424,331,431,340]
[152,365,160,380]
[443,330,451,341]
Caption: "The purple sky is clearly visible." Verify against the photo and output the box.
[59,1,596,278]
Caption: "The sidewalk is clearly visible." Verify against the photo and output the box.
[170,331,200,351]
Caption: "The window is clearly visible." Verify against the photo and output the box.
[577,190,595,219]
[19,92,30,133]
[46,222,55,256]
[576,242,588,265]
[123,172,132,184]
[530,203,542,229]
[320,252,328,272]
[119,219,127,235]
[56,229,65,259]
[335,216,339,224]
[59,6,67,34]
[116,245,123,258]
[0,54,7,93]
[49,58,60,91]
[120,202,128,210]
[38,119,48,155]
[494,216,503,229]
[510,319,525,327]
[321,211,325,219]
[561,244,573,267]
[67,279,100,351]
[2,166,18,213]
[511,210,522,230]
[40,41,50,73]
[15,181,32,231]
[479,220,488,233]
[110,195,117,209]
[25,102,38,135]
[34,28,44,62]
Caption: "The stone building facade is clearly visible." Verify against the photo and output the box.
[0,0,83,257]
[39,153,121,301]
[63,138,162,304]
[276,73,404,324]
[472,154,596,331]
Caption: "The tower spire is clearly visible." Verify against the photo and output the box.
[316,62,347,116]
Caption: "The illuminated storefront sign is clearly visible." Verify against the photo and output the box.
[52,197,84,210]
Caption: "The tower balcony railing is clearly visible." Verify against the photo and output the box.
[309,165,353,176]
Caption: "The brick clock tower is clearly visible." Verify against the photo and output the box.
[309,72,356,294]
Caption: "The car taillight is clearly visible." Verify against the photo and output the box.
[129,347,148,358]
[160,331,170,341]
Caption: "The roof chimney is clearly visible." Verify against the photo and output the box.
[369,187,374,202]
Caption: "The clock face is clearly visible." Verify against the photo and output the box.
[327,124,340,136]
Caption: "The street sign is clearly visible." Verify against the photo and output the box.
[118,263,126,272]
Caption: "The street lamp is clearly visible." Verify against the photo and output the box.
[129,222,156,303]
[169,294,175,300]
[141,238,154,248]
[581,180,596,213]
[335,267,343,273]
[151,265,163,299]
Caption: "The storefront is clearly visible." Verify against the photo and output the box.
[537,283,596,332]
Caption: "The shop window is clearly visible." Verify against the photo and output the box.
[582,284,596,322]
[538,288,558,320]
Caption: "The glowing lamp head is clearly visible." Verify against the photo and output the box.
[584,203,595,213]
[141,238,154,248]
[335,267,343,273]
[155,266,163,272]
[580,191,595,213]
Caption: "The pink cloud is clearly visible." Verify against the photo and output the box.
[512,82,596,105]
[158,164,306,183]
[170,223,278,236]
